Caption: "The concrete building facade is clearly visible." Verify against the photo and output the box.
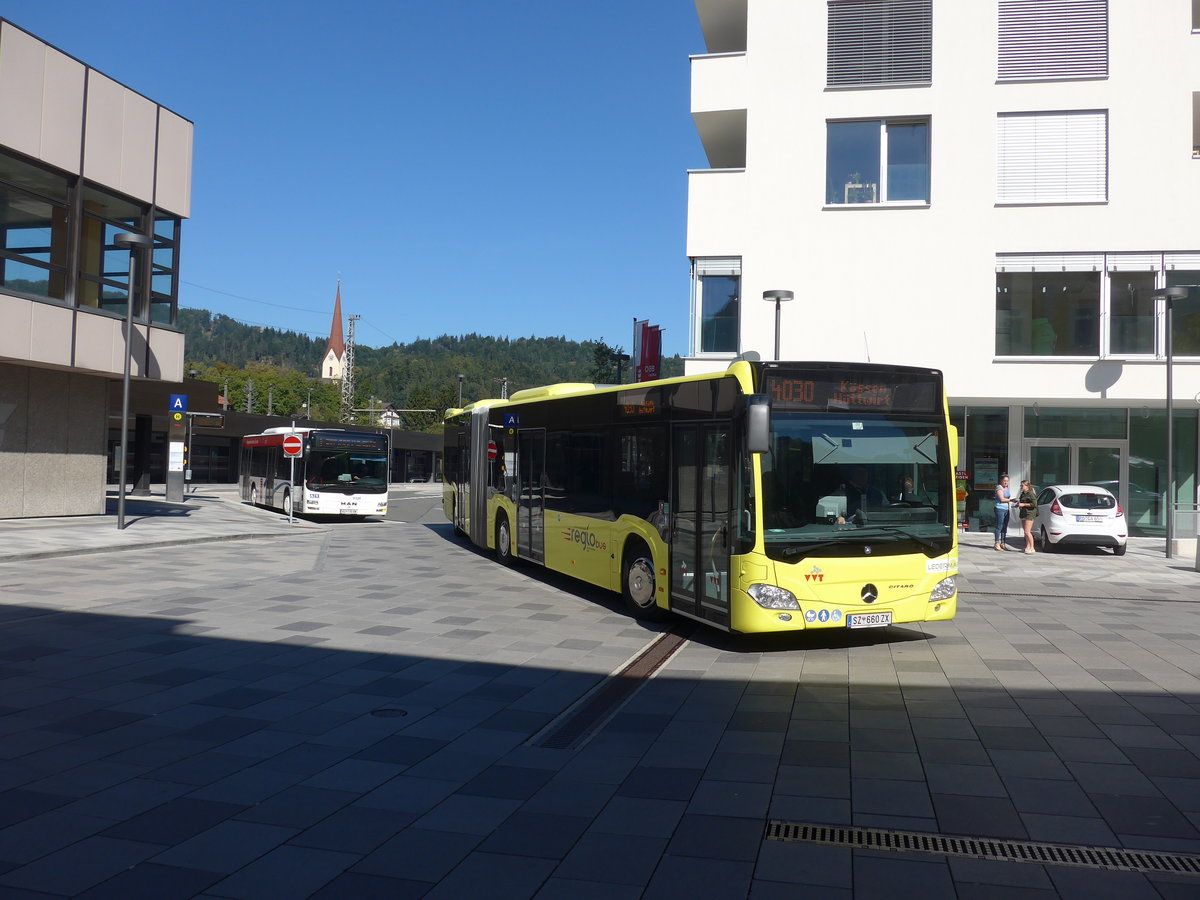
[0,19,192,517]
[686,0,1200,543]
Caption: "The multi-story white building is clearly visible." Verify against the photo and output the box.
[686,0,1200,543]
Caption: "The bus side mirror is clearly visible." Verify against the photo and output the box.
[746,394,770,454]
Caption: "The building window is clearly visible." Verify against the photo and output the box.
[997,254,1200,358]
[998,0,1108,81]
[1193,92,1199,158]
[827,0,932,88]
[826,119,929,205]
[150,215,181,325]
[996,110,1107,204]
[691,258,740,355]
[1108,272,1157,356]
[996,270,1100,356]
[1166,270,1200,356]
[0,152,71,302]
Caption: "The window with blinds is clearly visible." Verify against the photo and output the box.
[998,0,1108,81]
[996,111,1108,204]
[827,0,932,87]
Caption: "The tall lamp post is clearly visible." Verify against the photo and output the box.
[113,231,154,530]
[763,290,794,361]
[457,373,465,408]
[1153,286,1188,558]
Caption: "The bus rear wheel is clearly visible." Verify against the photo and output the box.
[282,490,292,517]
[249,486,258,507]
[496,514,515,566]
[622,542,667,621]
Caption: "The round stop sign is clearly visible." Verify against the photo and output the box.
[282,434,304,457]
[487,440,498,461]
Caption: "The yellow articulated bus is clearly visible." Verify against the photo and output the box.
[444,360,958,634]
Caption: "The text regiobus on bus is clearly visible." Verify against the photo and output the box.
[240,428,389,517]
[444,360,959,634]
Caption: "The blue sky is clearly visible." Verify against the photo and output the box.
[13,2,707,356]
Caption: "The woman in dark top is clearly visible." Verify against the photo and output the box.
[1015,480,1038,554]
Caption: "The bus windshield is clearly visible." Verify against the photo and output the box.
[305,449,388,494]
[760,412,952,560]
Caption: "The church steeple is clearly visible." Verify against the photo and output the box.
[320,283,346,381]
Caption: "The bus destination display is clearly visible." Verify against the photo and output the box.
[765,373,937,413]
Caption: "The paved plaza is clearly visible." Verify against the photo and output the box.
[0,487,1197,897]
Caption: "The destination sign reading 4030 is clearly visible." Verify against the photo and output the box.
[765,371,939,413]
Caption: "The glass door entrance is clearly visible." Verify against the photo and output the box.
[1026,440,1129,518]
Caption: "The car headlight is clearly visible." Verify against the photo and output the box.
[930,576,957,602]
[748,583,800,610]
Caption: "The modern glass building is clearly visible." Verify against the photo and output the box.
[0,18,192,517]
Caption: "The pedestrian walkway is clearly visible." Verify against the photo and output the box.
[0,486,325,563]
[0,496,1198,897]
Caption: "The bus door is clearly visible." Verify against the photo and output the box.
[670,424,732,626]
[517,429,546,563]
[452,429,469,534]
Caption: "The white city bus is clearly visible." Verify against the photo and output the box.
[240,428,389,517]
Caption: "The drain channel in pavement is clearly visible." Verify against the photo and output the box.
[765,821,1200,876]
[532,625,693,751]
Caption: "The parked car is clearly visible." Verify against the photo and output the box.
[1034,484,1127,555]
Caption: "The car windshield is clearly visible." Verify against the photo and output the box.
[305,450,388,494]
[759,412,952,561]
[1059,492,1115,510]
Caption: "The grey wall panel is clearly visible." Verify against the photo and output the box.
[0,362,106,518]
[29,302,73,368]
[155,109,193,217]
[38,41,85,173]
[0,294,33,361]
[119,89,156,202]
[0,23,45,161]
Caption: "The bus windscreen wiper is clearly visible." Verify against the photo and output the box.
[858,525,944,550]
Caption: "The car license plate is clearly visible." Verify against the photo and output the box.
[1076,515,1102,523]
[847,611,892,629]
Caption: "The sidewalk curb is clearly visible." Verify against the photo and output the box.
[0,528,324,564]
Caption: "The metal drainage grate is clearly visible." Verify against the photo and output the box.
[532,626,693,751]
[764,821,1200,876]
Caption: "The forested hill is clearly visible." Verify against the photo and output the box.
[178,309,682,429]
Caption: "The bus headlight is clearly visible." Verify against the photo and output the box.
[748,584,800,610]
[930,576,957,602]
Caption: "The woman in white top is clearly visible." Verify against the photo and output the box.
[993,474,1014,551]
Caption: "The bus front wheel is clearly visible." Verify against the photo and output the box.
[622,543,668,621]
[496,514,515,566]
[282,490,292,517]
[249,486,258,507]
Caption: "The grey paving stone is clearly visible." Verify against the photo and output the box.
[74,861,222,899]
[425,851,557,900]
[1090,794,1200,840]
[643,854,755,899]
[754,840,852,888]
[101,797,246,845]
[477,811,590,860]
[554,832,667,886]
[353,827,480,881]
[206,844,358,900]
[533,876,644,899]
[288,805,414,854]
[150,820,297,874]
[309,871,432,899]
[0,835,160,895]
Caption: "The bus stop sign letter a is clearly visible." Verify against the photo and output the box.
[283,434,303,457]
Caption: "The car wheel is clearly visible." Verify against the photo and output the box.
[1038,526,1054,553]
[622,541,668,621]
[495,514,515,566]
[1113,542,1127,556]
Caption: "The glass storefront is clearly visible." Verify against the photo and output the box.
[950,406,1010,530]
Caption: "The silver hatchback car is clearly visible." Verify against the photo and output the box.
[1034,484,1128,555]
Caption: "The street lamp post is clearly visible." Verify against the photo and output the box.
[1153,286,1188,558]
[762,290,794,361]
[609,352,630,384]
[457,373,465,408]
[113,231,154,531]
